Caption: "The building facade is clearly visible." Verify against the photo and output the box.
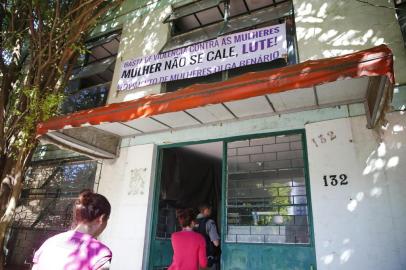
[33,1,406,270]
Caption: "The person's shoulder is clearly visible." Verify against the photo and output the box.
[33,231,72,261]
[191,231,206,242]
[171,231,182,237]
[90,238,112,256]
[42,231,72,245]
[90,241,112,269]
[172,230,194,237]
[50,230,71,239]
[206,219,217,228]
[172,231,202,239]
[170,231,182,240]
[206,219,216,225]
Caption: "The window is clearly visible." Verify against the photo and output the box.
[163,0,296,92]
[164,0,225,35]
[226,133,311,244]
[165,70,223,92]
[9,157,97,269]
[32,144,83,162]
[164,0,291,37]
[61,31,121,114]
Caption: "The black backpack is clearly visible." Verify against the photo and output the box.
[195,217,221,267]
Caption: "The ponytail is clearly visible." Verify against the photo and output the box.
[74,189,111,224]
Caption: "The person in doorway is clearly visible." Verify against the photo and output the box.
[32,189,112,270]
[169,208,207,270]
[195,203,221,270]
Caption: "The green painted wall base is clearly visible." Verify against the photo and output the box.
[222,243,316,270]
[150,239,172,269]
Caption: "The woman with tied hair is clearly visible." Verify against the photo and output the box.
[168,208,207,270]
[32,189,112,270]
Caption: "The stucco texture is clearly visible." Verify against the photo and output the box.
[97,144,157,270]
[293,0,406,85]
[106,4,171,104]
[306,111,406,270]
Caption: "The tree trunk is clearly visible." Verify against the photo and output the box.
[0,1,124,268]
[0,146,33,270]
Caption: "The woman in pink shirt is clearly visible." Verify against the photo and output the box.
[32,190,112,270]
[169,208,207,270]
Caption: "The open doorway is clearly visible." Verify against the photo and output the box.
[149,132,317,270]
[150,141,223,270]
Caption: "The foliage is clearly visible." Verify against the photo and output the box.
[0,0,123,268]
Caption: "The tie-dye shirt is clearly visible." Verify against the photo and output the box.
[33,230,112,270]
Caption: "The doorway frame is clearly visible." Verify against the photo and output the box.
[145,129,317,270]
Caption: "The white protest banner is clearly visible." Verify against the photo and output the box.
[117,23,287,91]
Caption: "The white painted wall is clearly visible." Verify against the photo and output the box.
[121,104,365,147]
[93,111,406,270]
[306,112,406,270]
[293,0,406,85]
[103,0,406,105]
[96,144,157,270]
[106,4,171,104]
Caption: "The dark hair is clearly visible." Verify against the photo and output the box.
[74,189,111,224]
[176,208,195,228]
[198,203,211,212]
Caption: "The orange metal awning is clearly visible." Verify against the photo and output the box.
[37,45,394,158]
[38,45,394,136]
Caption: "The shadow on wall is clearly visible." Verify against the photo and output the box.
[119,5,170,57]
[360,114,404,204]
[83,1,171,103]
[320,112,405,267]
[92,1,164,35]
[91,0,404,104]
[294,1,404,62]
[320,238,353,266]
[113,3,171,102]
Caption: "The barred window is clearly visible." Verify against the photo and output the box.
[226,134,311,244]
[61,31,121,114]
[163,0,297,93]
[8,155,98,269]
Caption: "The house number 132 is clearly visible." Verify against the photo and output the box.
[323,174,348,186]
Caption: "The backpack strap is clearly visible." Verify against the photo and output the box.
[196,217,215,257]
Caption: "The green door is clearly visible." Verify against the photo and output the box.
[148,131,317,270]
[221,132,316,270]
[148,149,174,270]
[149,234,173,270]
[148,144,223,270]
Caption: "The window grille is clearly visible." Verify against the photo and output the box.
[7,153,99,269]
[220,1,292,35]
[61,82,110,114]
[156,202,178,239]
[226,134,311,244]
[61,31,121,114]
[32,144,83,163]
[164,0,225,35]
[162,0,297,92]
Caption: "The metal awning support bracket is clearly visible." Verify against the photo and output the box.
[364,76,393,129]
[41,127,121,159]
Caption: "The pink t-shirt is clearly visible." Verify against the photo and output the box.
[33,230,112,270]
[168,230,207,270]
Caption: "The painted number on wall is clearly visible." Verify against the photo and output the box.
[312,131,336,147]
[323,174,348,186]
